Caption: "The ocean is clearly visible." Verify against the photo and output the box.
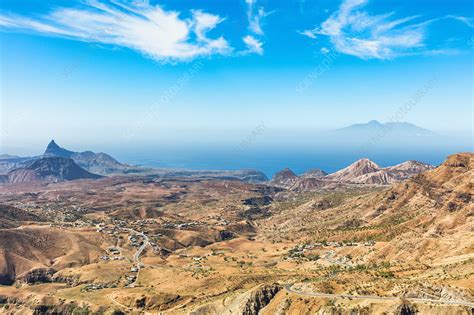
[115,145,465,178]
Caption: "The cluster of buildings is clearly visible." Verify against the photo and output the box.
[299,240,376,249]
[128,234,144,247]
[206,215,231,226]
[99,247,124,261]
[287,240,376,260]
[163,221,199,230]
[81,282,117,292]
[124,275,137,287]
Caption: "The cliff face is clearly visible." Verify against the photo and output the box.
[242,284,282,315]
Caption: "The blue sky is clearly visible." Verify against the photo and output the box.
[0,0,472,155]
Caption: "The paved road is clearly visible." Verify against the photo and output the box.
[127,229,149,287]
[107,230,150,308]
[284,285,474,308]
[133,231,149,263]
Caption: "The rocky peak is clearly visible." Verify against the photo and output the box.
[46,140,60,150]
[270,168,298,187]
[273,168,297,180]
[44,140,74,158]
[326,158,381,182]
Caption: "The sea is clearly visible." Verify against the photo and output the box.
[114,145,467,178]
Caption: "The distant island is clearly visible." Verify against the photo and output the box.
[333,120,435,137]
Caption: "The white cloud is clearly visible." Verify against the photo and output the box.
[242,0,269,55]
[245,0,267,35]
[320,47,330,54]
[445,15,474,28]
[298,29,317,39]
[300,0,436,59]
[243,35,263,55]
[0,1,231,62]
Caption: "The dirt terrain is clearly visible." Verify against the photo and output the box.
[0,153,472,314]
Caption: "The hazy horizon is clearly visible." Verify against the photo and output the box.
[1,0,473,153]
[2,122,471,177]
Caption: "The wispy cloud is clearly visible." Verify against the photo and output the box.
[320,47,330,54]
[245,0,267,35]
[243,35,263,55]
[298,29,317,39]
[0,0,231,62]
[299,0,473,59]
[242,0,269,55]
[445,15,474,28]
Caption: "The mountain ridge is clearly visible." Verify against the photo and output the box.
[43,140,130,175]
[271,157,434,189]
[2,156,102,184]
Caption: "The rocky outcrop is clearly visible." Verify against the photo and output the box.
[21,268,56,284]
[218,230,236,241]
[396,303,418,315]
[242,284,282,315]
[243,196,273,207]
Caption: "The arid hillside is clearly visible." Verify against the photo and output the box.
[0,153,471,314]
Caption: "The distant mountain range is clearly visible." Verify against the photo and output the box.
[271,158,434,190]
[0,140,139,176]
[43,140,135,175]
[0,127,438,186]
[0,140,269,184]
[334,120,435,137]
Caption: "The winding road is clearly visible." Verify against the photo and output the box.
[132,231,149,264]
[107,229,150,310]
[127,229,149,286]
[284,284,474,308]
